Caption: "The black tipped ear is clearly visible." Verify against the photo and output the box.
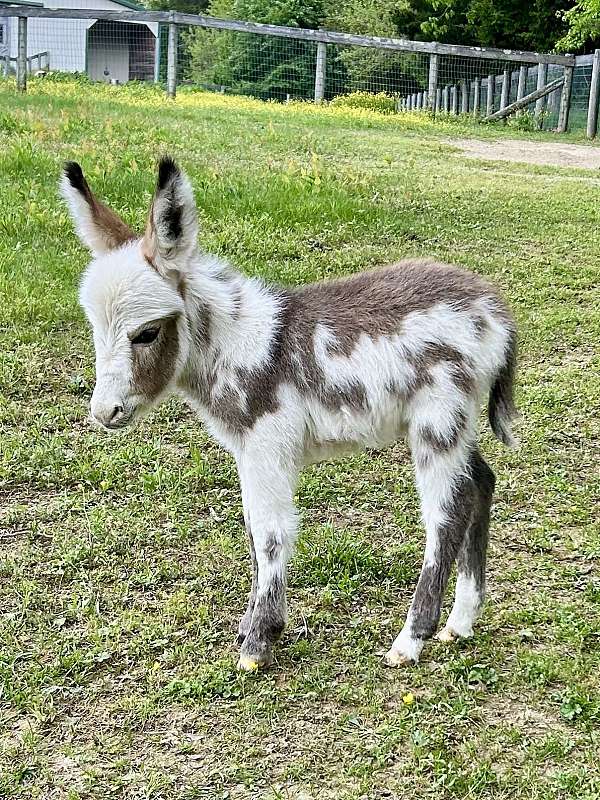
[63,161,88,195]
[60,161,135,255]
[157,156,180,192]
[142,156,198,274]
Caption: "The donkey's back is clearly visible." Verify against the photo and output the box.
[279,259,517,460]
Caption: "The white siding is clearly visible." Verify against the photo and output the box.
[88,36,129,81]
[6,0,157,75]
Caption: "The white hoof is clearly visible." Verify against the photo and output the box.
[436,624,473,642]
[384,647,416,667]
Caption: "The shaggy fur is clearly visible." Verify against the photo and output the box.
[61,157,519,670]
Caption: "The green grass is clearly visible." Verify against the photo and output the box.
[1,76,599,799]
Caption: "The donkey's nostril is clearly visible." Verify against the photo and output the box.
[110,404,124,422]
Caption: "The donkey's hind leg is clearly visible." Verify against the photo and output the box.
[438,450,495,642]
[386,421,478,666]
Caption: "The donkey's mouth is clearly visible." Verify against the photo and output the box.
[89,408,137,432]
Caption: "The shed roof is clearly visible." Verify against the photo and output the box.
[0,0,144,9]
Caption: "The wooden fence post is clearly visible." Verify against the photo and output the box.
[153,25,161,83]
[451,85,458,114]
[486,75,494,115]
[314,39,326,103]
[557,64,574,132]
[442,86,449,112]
[516,65,527,114]
[166,13,177,98]
[500,68,510,117]
[461,80,468,113]
[435,86,441,112]
[427,53,438,112]
[517,66,527,100]
[17,16,27,92]
[535,62,548,128]
[587,49,600,139]
[473,77,481,116]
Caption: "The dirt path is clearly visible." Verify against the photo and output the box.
[446,137,600,170]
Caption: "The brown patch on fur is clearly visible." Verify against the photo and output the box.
[472,314,488,337]
[288,259,508,359]
[408,343,475,396]
[131,315,180,399]
[420,409,468,451]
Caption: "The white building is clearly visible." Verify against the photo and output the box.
[0,0,160,83]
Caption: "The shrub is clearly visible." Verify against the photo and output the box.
[330,91,397,114]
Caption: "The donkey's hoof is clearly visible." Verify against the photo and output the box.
[237,651,272,672]
[237,655,260,672]
[384,647,416,667]
[436,624,472,642]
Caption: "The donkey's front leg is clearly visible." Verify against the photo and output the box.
[236,458,299,671]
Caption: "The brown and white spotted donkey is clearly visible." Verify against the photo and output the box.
[61,157,518,671]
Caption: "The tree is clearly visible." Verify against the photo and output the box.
[145,0,209,12]
[326,0,572,53]
[556,0,600,51]
[184,0,328,98]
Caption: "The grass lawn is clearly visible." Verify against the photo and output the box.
[0,76,599,799]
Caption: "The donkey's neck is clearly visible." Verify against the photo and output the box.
[179,252,283,398]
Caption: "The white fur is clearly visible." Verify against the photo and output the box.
[444,573,481,638]
[60,174,109,257]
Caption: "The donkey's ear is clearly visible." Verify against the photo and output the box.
[141,156,198,277]
[60,162,135,256]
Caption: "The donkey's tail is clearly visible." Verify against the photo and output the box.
[488,327,519,448]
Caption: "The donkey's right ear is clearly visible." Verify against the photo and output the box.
[60,162,135,256]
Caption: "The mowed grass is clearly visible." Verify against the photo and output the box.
[0,76,599,799]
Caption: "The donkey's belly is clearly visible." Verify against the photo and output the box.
[303,398,408,465]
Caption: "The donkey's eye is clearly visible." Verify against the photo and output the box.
[132,327,160,345]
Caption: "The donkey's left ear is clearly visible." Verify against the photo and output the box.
[142,156,198,278]
[60,162,135,256]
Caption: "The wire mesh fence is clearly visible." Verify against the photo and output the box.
[420,57,568,130]
[570,59,595,132]
[177,25,318,100]
[325,46,429,100]
[1,7,599,137]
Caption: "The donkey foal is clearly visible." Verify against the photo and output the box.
[61,157,518,670]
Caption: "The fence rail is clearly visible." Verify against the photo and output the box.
[0,6,598,137]
[2,50,49,78]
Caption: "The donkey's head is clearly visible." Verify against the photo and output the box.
[61,157,197,429]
